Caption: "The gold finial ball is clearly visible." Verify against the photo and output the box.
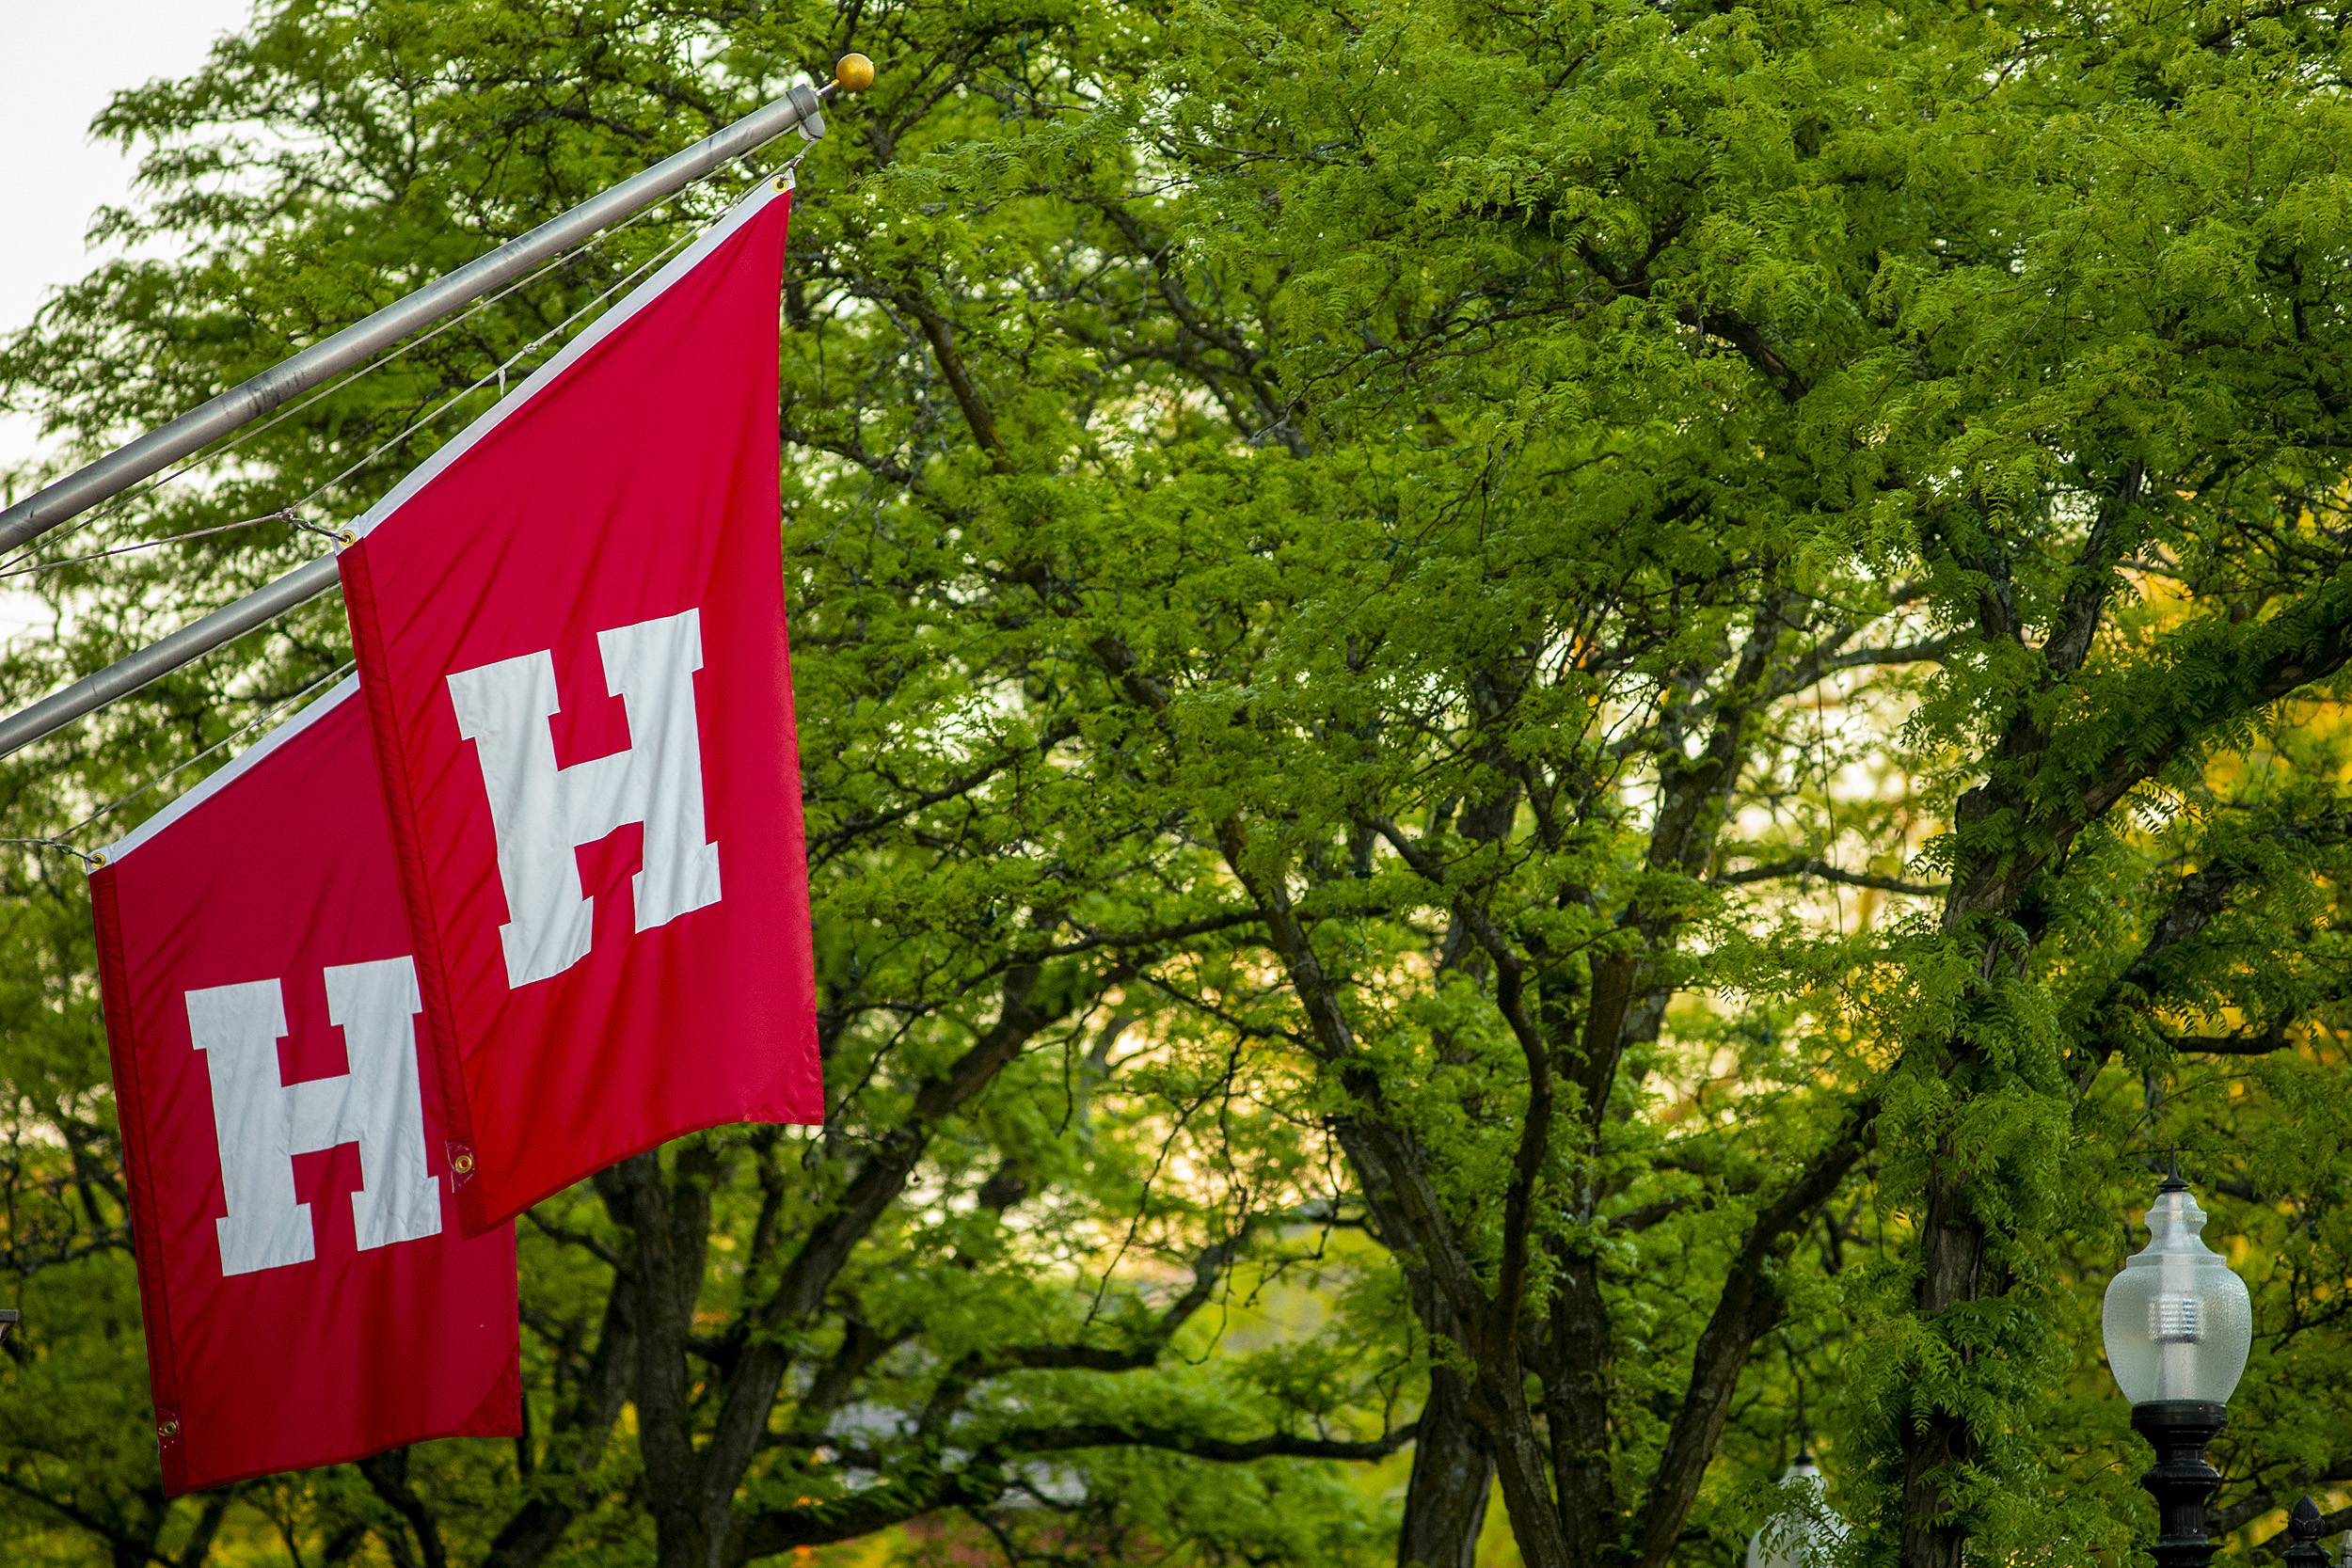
[834,54,876,93]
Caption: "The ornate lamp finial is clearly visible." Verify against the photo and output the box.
[2282,1497,2330,1568]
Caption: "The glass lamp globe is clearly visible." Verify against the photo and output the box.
[2100,1178,2252,1406]
[1746,1450,1847,1568]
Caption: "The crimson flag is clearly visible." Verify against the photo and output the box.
[339,182,821,1234]
[90,679,519,1495]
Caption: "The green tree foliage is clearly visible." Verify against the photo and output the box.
[2,1,2351,1565]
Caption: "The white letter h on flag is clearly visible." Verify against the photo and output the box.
[186,958,443,1277]
[446,608,723,988]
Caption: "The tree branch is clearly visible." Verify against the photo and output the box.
[993,1419,1419,1465]
[1773,635,1952,698]
[358,1449,447,1568]
[731,1423,1420,1562]
[1715,857,1946,897]
[697,964,1076,1560]
[1947,583,2352,927]
[890,289,1013,474]
[1631,1102,1875,1568]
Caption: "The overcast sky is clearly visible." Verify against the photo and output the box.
[0,0,257,636]
[1,0,259,469]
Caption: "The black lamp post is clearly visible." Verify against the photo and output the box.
[2101,1176,2254,1568]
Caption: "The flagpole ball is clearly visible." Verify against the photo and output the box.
[835,54,876,93]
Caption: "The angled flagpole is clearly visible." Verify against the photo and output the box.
[0,56,873,764]
[0,557,343,761]
[0,75,841,559]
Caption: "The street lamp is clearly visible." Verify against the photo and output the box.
[1745,1449,1847,1568]
[2101,1175,2254,1568]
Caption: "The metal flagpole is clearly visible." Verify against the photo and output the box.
[0,73,863,558]
[0,57,873,764]
[0,559,342,761]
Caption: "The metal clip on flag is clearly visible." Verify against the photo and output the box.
[90,679,519,1495]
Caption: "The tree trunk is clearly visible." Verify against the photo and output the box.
[1545,1249,1618,1565]
[1400,1366,1493,1568]
[1898,1142,1985,1568]
[597,1149,721,1568]
[1479,1372,1576,1568]
[1398,1279,1494,1568]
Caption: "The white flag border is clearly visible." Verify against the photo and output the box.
[93,177,787,869]
[99,673,362,865]
[345,179,786,542]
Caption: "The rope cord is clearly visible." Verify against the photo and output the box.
[0,509,335,580]
[10,253,543,577]
[0,836,103,869]
[0,219,696,584]
[278,228,694,522]
[0,230,688,846]
[2,156,745,578]
[0,657,352,866]
[72,659,355,843]
[0,145,803,849]
[0,205,703,849]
